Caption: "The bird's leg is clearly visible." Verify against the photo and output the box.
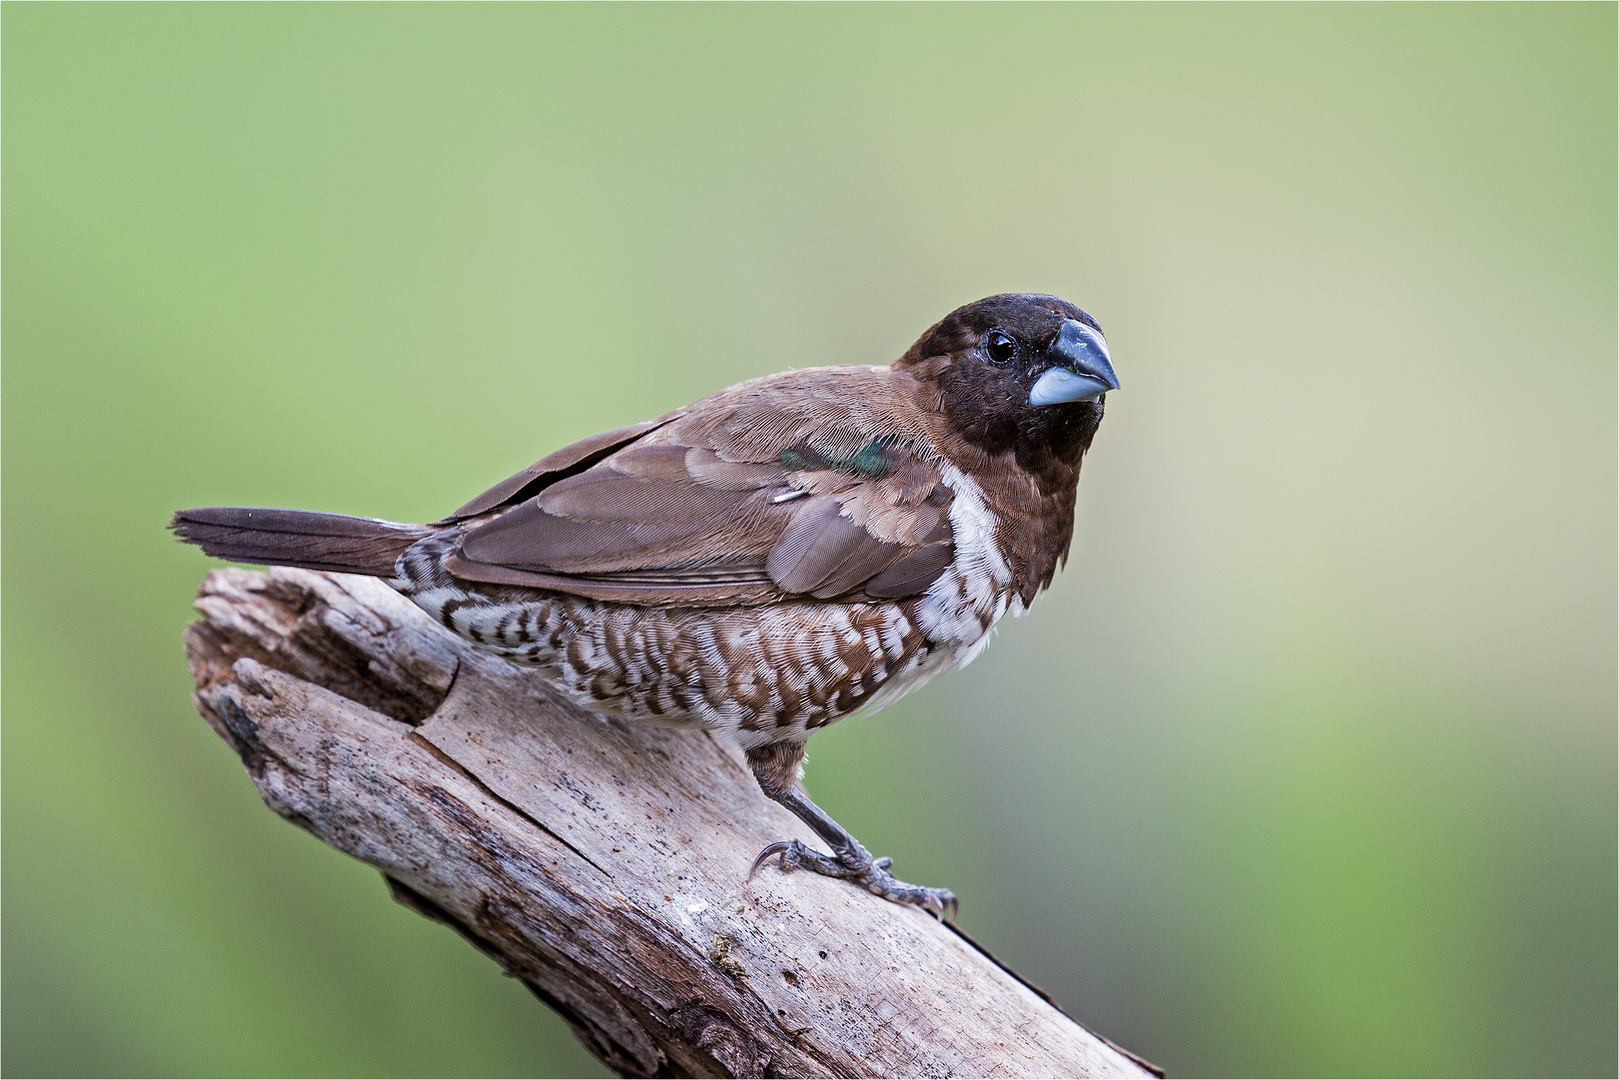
[745,741,958,921]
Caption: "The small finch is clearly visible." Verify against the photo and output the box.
[172,293,1119,918]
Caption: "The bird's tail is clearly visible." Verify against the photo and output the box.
[169,506,432,577]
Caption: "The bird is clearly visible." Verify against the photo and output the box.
[171,293,1118,920]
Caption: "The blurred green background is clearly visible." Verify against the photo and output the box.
[4,4,1614,1077]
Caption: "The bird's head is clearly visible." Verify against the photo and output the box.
[894,293,1117,463]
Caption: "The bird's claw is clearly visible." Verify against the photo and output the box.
[748,840,795,879]
[749,838,958,921]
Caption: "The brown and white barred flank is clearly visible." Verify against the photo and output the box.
[393,457,1020,749]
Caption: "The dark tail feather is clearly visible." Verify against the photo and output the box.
[170,506,432,577]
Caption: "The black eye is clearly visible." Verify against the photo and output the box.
[985,330,1015,365]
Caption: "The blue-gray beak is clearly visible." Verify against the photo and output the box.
[1029,319,1119,406]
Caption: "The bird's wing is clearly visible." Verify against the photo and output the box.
[445,367,957,606]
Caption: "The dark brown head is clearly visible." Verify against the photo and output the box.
[894,293,1117,470]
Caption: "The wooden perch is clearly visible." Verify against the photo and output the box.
[184,567,1160,1079]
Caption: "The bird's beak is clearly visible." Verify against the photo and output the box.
[1029,319,1119,406]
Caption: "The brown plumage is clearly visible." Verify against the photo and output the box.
[170,293,1119,918]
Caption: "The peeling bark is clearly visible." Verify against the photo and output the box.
[184,567,1159,1079]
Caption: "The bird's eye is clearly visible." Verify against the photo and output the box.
[985,330,1015,365]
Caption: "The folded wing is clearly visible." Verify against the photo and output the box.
[445,368,957,606]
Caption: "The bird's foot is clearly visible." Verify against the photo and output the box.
[750,838,958,921]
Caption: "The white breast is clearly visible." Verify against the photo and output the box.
[915,462,1020,670]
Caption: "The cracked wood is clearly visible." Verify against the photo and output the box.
[184,566,1158,1079]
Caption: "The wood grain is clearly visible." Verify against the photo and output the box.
[184,566,1158,1079]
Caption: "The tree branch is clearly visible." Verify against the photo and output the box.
[184,567,1160,1079]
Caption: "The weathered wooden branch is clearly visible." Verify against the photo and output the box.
[184,567,1159,1079]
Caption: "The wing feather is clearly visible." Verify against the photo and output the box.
[442,418,675,522]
